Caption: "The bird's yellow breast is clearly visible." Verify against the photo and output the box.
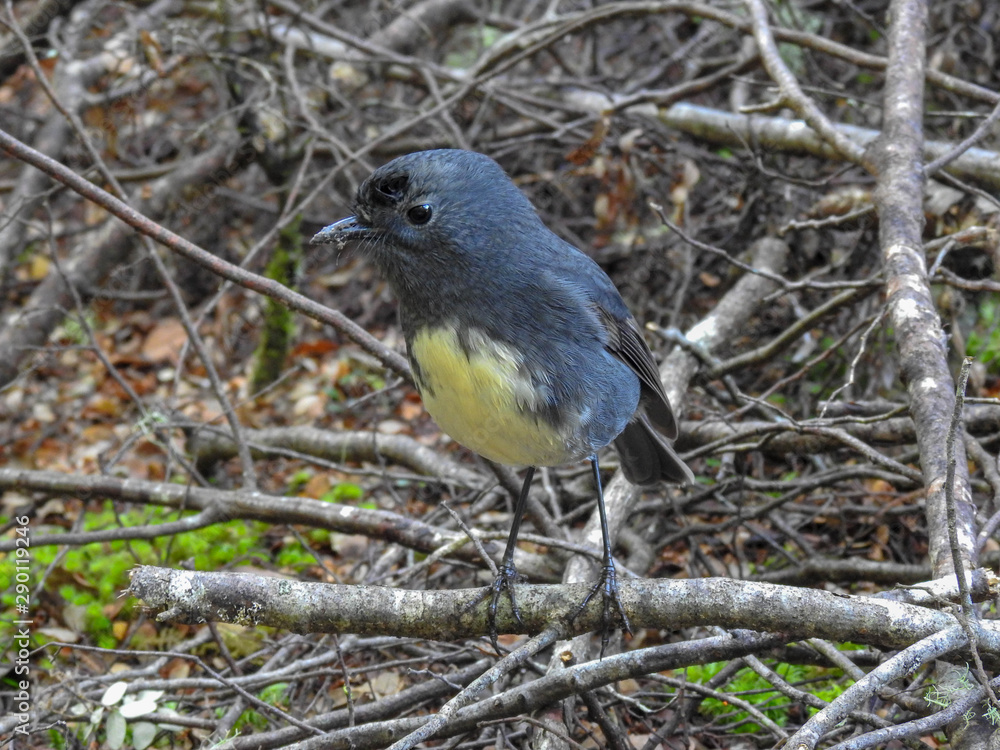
[409,326,574,467]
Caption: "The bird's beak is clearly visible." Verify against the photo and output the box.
[310,216,374,246]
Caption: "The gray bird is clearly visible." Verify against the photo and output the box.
[312,149,692,652]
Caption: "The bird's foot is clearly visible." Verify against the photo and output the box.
[478,560,524,655]
[572,562,632,658]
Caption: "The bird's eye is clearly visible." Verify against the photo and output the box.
[407,204,432,225]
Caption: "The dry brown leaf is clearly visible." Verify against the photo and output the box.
[142,318,187,364]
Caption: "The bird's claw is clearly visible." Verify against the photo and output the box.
[572,563,632,657]
[485,561,524,655]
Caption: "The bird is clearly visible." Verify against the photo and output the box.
[311,149,692,653]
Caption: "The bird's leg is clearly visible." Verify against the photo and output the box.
[486,466,534,654]
[573,455,632,656]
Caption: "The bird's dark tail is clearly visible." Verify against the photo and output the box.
[613,416,694,486]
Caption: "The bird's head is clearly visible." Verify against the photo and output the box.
[311,150,542,283]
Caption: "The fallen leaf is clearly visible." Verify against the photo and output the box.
[142,318,187,364]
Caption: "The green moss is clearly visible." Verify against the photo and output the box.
[967,297,1000,366]
[320,483,364,503]
[250,214,302,393]
[2,502,278,642]
[676,660,848,733]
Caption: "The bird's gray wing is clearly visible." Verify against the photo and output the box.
[595,304,678,439]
